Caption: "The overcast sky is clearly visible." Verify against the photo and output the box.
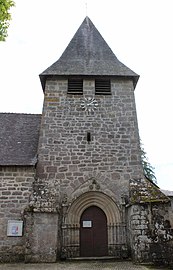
[0,0,173,190]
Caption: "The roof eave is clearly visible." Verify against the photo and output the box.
[39,73,139,92]
[39,74,47,92]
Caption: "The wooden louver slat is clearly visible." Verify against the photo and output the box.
[95,79,111,95]
[68,79,83,94]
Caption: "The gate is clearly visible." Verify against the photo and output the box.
[61,223,128,259]
[61,224,80,258]
[108,223,128,258]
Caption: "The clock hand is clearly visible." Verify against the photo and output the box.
[89,99,96,105]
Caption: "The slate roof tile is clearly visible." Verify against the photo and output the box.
[130,178,170,204]
[40,17,139,90]
[0,113,41,166]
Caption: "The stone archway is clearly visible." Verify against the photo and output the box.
[61,191,127,258]
[66,191,121,225]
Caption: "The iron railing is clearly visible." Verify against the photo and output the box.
[61,223,128,259]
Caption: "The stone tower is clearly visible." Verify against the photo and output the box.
[25,17,148,262]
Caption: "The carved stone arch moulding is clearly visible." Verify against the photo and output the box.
[66,191,121,225]
[66,176,120,206]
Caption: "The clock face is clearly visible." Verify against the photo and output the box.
[81,97,98,113]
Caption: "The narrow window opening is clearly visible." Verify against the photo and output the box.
[87,132,91,143]
[95,79,111,95]
[68,78,83,94]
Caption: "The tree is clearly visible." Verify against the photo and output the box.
[0,0,15,41]
[140,141,157,184]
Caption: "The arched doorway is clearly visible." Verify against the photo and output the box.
[80,206,108,257]
[62,192,127,258]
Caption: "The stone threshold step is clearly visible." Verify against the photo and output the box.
[68,257,131,261]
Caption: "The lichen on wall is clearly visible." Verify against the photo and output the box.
[28,177,60,213]
[130,178,169,204]
[129,201,173,266]
[149,203,173,266]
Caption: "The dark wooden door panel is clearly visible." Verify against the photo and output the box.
[80,206,108,257]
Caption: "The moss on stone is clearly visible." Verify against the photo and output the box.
[130,178,170,204]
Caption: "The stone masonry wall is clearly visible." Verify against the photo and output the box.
[128,204,151,262]
[0,166,35,262]
[129,203,173,266]
[168,197,173,226]
[34,78,143,211]
[25,212,59,263]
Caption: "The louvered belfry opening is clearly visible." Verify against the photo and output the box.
[95,79,111,95]
[68,78,83,94]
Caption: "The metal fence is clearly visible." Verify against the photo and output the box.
[61,223,128,259]
[108,223,128,258]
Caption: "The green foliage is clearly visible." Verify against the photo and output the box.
[0,0,15,41]
[140,141,157,184]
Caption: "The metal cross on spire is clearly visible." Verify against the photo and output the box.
[85,1,88,16]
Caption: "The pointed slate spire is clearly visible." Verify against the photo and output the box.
[40,17,139,90]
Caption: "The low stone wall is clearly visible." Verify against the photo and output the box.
[129,202,173,266]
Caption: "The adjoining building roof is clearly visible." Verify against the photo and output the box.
[40,17,139,91]
[130,178,170,204]
[0,113,41,166]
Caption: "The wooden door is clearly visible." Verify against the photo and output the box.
[80,206,108,257]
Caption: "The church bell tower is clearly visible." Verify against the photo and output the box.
[26,17,144,262]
